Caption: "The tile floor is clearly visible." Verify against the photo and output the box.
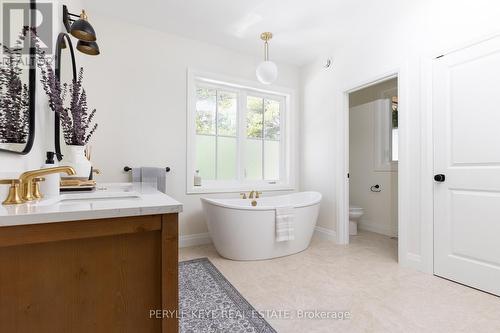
[179,231,500,333]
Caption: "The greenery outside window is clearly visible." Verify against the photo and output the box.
[391,96,398,162]
[187,72,293,193]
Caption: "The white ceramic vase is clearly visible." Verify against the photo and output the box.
[64,145,91,179]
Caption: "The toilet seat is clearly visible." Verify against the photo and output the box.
[349,205,364,236]
[349,205,363,212]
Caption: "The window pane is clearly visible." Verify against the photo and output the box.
[195,135,216,179]
[391,96,398,161]
[246,96,263,138]
[392,128,399,161]
[217,137,237,180]
[264,140,280,180]
[217,91,237,136]
[245,138,262,180]
[196,88,216,135]
[264,99,280,140]
[392,96,398,129]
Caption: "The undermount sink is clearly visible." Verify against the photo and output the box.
[60,191,141,201]
[59,192,141,204]
[33,185,142,207]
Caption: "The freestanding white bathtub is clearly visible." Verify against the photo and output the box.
[201,192,322,260]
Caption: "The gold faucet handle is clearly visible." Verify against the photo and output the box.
[240,193,247,199]
[0,179,24,205]
[32,177,45,199]
[255,191,263,198]
[0,179,19,185]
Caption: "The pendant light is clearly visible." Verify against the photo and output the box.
[256,32,278,85]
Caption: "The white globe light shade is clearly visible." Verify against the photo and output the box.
[256,60,278,84]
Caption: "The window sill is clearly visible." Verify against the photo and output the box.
[186,182,295,195]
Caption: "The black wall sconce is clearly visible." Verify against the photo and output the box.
[62,5,100,55]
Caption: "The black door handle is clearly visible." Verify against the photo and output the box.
[434,174,445,182]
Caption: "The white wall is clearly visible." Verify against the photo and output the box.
[0,4,299,240]
[349,100,398,237]
[79,14,300,237]
[301,0,500,272]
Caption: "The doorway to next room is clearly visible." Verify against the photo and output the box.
[348,77,399,258]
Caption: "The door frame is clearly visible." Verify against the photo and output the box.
[337,69,409,263]
[337,34,500,273]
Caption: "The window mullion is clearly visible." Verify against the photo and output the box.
[238,91,247,182]
[215,90,219,180]
[261,98,265,180]
[280,97,286,183]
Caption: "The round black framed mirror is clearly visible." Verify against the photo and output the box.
[54,32,77,161]
[0,0,36,154]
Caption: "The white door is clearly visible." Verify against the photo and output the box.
[434,36,500,296]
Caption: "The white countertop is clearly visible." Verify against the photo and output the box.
[0,183,183,227]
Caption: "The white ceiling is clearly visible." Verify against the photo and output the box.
[84,0,400,66]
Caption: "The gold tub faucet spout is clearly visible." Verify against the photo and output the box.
[19,166,76,201]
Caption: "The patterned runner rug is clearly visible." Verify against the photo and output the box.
[179,258,277,333]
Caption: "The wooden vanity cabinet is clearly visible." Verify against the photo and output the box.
[0,213,178,333]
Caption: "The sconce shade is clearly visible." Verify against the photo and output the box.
[256,60,278,85]
[70,18,97,42]
[76,40,100,56]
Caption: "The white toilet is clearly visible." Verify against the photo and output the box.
[349,205,364,235]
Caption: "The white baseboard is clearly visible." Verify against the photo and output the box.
[358,222,396,237]
[406,252,421,263]
[400,252,425,272]
[179,232,212,248]
[314,226,337,241]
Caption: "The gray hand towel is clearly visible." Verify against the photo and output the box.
[131,167,167,194]
[131,167,142,183]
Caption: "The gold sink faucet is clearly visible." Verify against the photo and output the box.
[19,166,76,201]
[0,166,76,204]
[0,179,23,205]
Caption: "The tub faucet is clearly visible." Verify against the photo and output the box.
[248,190,262,199]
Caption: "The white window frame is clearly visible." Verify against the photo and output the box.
[186,69,296,194]
[373,98,398,172]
